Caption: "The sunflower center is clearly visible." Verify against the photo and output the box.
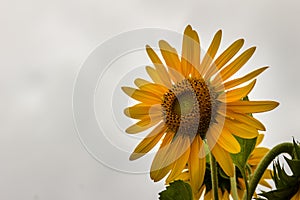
[161,78,218,139]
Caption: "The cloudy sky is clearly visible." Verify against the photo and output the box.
[1,1,300,199]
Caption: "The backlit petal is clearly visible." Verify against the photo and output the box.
[146,45,172,87]
[200,30,222,76]
[125,116,162,134]
[204,38,244,80]
[129,122,167,160]
[218,79,256,102]
[227,100,279,113]
[122,86,162,104]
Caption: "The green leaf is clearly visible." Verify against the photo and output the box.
[159,180,193,200]
[230,136,257,171]
[231,96,258,172]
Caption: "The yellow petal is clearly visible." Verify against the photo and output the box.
[159,40,181,73]
[237,185,245,199]
[129,122,167,160]
[172,171,189,182]
[188,136,206,192]
[256,133,265,146]
[181,25,200,77]
[146,45,172,87]
[221,109,266,131]
[248,147,269,165]
[145,66,164,85]
[261,169,272,180]
[258,169,272,188]
[167,66,185,83]
[194,185,205,200]
[227,100,279,113]
[124,103,161,119]
[222,190,230,200]
[225,118,259,139]
[166,135,191,183]
[150,131,175,181]
[218,128,241,154]
[125,116,161,134]
[218,79,256,102]
[204,190,212,200]
[208,142,234,177]
[134,78,151,87]
[291,190,300,200]
[139,83,168,96]
[200,30,222,76]
[122,86,162,104]
[204,38,244,80]
[222,66,268,90]
[213,47,256,84]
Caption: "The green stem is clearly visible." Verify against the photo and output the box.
[230,166,239,200]
[210,154,219,200]
[243,164,251,198]
[242,142,294,200]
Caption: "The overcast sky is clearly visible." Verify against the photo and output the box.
[1,1,300,199]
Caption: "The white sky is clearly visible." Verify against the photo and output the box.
[1,1,300,199]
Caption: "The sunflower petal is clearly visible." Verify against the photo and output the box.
[225,118,259,139]
[145,66,164,85]
[200,30,222,76]
[139,83,168,96]
[125,116,161,134]
[221,109,266,131]
[227,100,279,113]
[248,147,269,165]
[256,134,265,146]
[172,171,190,182]
[134,78,151,87]
[209,142,234,177]
[188,136,206,192]
[181,25,200,77]
[129,122,167,160]
[222,66,268,90]
[159,40,181,74]
[150,131,174,181]
[204,38,244,80]
[146,45,172,87]
[166,135,191,183]
[218,127,241,154]
[124,103,161,119]
[214,47,256,84]
[122,86,162,104]
[218,79,256,102]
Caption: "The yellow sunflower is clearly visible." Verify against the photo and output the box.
[122,25,278,194]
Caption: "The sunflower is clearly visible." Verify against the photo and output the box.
[122,25,279,195]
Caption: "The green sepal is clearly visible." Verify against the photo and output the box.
[159,180,193,200]
[293,138,300,160]
[258,140,300,200]
[230,136,257,173]
[284,156,300,177]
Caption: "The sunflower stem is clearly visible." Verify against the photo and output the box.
[241,165,250,198]
[230,165,239,200]
[210,154,219,200]
[242,142,294,200]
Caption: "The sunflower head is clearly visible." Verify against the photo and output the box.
[122,25,279,196]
